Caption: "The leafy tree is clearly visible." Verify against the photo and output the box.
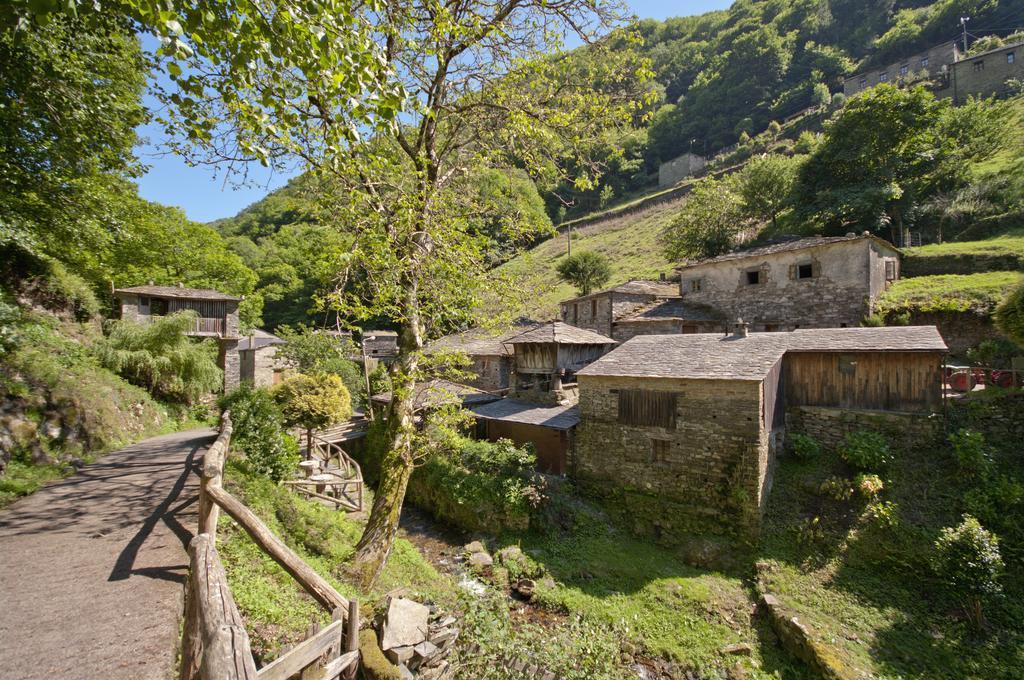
[220,384,300,482]
[557,252,613,297]
[660,176,750,261]
[794,85,1002,240]
[812,82,831,108]
[995,282,1024,348]
[470,169,555,264]
[275,325,365,406]
[933,515,1004,630]
[273,374,352,459]
[737,154,800,230]
[96,311,222,404]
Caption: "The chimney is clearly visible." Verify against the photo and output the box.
[732,318,749,338]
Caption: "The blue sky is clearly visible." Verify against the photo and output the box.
[134,1,733,223]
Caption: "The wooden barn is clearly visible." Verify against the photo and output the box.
[469,399,579,475]
[573,325,948,540]
[504,322,616,394]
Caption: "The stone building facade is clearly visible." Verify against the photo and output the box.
[559,281,688,340]
[844,42,959,97]
[675,234,901,331]
[574,327,947,541]
[658,152,706,188]
[238,330,287,387]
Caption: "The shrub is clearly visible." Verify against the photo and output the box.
[839,430,893,471]
[949,428,992,478]
[95,311,222,404]
[933,515,1004,629]
[220,384,299,482]
[274,324,365,405]
[820,476,854,501]
[865,500,900,530]
[788,433,822,460]
[273,373,352,455]
[408,436,543,534]
[963,476,1024,550]
[855,473,885,499]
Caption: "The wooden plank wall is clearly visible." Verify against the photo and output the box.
[784,351,943,413]
[617,389,678,428]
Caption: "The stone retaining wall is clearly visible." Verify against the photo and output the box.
[786,406,942,451]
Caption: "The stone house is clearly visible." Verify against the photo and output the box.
[427,320,537,392]
[113,284,243,390]
[675,234,901,331]
[658,152,706,187]
[573,326,947,540]
[844,42,959,97]
[238,330,287,387]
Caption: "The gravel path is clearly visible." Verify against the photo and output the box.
[0,428,215,680]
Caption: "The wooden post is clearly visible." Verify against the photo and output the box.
[199,412,233,539]
[206,484,349,612]
[343,600,359,680]
[178,569,201,680]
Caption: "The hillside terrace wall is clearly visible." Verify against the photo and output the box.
[678,239,897,330]
[786,406,942,451]
[573,374,772,541]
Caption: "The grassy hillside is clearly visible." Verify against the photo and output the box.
[492,199,680,320]
[876,271,1024,317]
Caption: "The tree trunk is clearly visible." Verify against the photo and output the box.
[306,427,313,461]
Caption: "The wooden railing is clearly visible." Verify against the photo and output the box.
[283,433,364,513]
[181,413,360,680]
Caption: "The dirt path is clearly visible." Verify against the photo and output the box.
[0,428,215,680]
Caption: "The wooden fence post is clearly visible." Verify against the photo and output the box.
[343,600,359,680]
[199,413,232,539]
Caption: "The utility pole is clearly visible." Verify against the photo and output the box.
[566,224,572,257]
[961,16,970,54]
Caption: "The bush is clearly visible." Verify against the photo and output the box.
[408,436,543,534]
[787,433,821,459]
[839,430,893,471]
[855,473,885,499]
[820,476,854,501]
[273,373,352,454]
[220,384,299,482]
[95,311,222,404]
[949,428,992,478]
[274,324,366,405]
[933,515,1004,629]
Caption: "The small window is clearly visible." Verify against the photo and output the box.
[879,71,889,82]
[921,57,929,68]
[150,298,169,316]
[1009,52,1016,64]
[974,60,985,72]
[899,64,909,76]
[573,303,578,323]
[746,270,761,285]
[860,77,867,86]
[689,279,703,293]
[591,299,597,317]
[797,263,814,280]
[650,438,671,463]
[139,296,150,307]
[884,259,897,281]
[839,354,857,376]
[561,306,568,321]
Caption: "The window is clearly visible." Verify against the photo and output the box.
[797,263,814,280]
[1009,52,1016,64]
[689,278,703,293]
[591,299,597,317]
[885,259,897,281]
[150,298,169,316]
[573,303,578,323]
[746,270,761,285]
[974,60,985,72]
[561,306,568,321]
[839,354,857,376]
[879,71,889,82]
[860,77,867,86]
[921,57,929,68]
[617,389,677,428]
[650,438,671,463]
[899,64,909,76]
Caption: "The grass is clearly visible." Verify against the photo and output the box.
[909,230,1024,259]
[0,460,66,507]
[756,426,1024,678]
[491,198,680,320]
[876,271,1023,316]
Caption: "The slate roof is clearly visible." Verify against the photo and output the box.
[505,321,617,346]
[237,330,284,351]
[617,297,726,323]
[562,280,678,303]
[113,285,241,301]
[675,234,898,269]
[469,398,580,431]
[370,379,500,411]
[428,320,539,357]
[577,326,947,381]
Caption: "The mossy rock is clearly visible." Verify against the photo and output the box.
[359,628,401,680]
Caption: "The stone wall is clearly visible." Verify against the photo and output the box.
[843,42,958,97]
[219,339,241,392]
[950,43,1024,103]
[118,294,141,322]
[902,251,1024,278]
[658,152,706,188]
[904,310,1006,357]
[677,238,898,329]
[574,374,770,540]
[785,405,942,451]
[240,345,286,387]
[561,291,652,337]
[466,355,511,392]
[949,392,1024,450]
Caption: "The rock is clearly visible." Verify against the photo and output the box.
[381,597,430,651]
[428,626,458,648]
[468,551,493,570]
[434,615,457,628]
[720,642,752,656]
[42,418,62,440]
[512,578,536,600]
[464,540,487,554]
[409,640,439,669]
[496,545,523,563]
[417,660,450,680]
[385,645,415,665]
[540,576,556,589]
[727,661,747,680]
[397,663,415,680]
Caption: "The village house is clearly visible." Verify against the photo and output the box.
[560,280,723,341]
[504,321,617,403]
[844,38,1024,103]
[427,320,537,392]
[573,325,947,541]
[361,330,399,361]
[675,234,901,332]
[113,284,244,390]
[238,330,287,387]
